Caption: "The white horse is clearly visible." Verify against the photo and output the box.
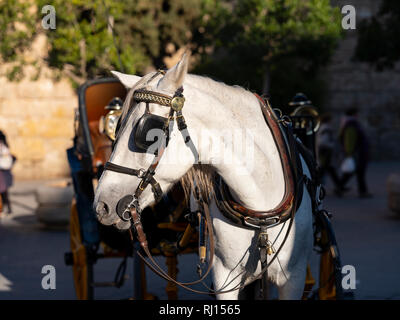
[94,53,314,300]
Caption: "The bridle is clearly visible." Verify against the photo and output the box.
[103,70,220,292]
[102,70,305,297]
[104,71,191,216]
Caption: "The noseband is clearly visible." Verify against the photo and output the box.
[103,71,196,220]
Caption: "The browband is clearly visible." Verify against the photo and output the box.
[133,88,185,112]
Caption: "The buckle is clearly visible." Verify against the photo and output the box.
[137,168,146,179]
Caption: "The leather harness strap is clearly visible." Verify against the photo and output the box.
[215,94,304,229]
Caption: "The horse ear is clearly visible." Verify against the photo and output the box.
[158,52,190,92]
[111,71,141,89]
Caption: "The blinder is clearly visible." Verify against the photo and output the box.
[104,70,191,216]
[134,113,168,152]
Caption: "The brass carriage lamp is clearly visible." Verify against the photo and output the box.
[289,93,320,135]
[99,97,123,141]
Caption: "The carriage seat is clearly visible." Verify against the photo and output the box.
[89,120,112,170]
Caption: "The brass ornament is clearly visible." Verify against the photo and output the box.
[133,89,185,112]
[290,105,320,134]
[133,91,172,107]
[103,110,122,141]
[171,96,185,111]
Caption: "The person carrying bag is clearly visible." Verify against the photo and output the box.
[339,108,372,198]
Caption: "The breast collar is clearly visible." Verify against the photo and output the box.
[214,94,305,229]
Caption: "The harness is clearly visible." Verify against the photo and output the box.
[103,71,320,298]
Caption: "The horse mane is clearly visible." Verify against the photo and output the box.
[180,164,216,205]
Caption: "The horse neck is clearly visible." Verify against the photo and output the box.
[186,77,285,211]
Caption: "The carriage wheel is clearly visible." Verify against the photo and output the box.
[69,200,94,300]
[317,212,343,300]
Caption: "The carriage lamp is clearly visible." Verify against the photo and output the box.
[99,97,123,141]
[289,93,320,135]
[99,110,122,141]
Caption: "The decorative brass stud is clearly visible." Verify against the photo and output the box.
[171,96,185,111]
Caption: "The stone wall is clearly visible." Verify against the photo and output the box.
[0,36,76,180]
[0,77,76,180]
[327,0,400,160]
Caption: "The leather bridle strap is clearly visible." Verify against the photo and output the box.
[104,162,143,177]
[104,161,163,204]
[104,78,186,209]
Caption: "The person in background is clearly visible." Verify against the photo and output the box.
[316,113,344,196]
[339,107,372,198]
[0,130,14,215]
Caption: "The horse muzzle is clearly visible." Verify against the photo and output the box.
[95,199,132,230]
[95,201,116,225]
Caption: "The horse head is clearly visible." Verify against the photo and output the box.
[94,53,197,230]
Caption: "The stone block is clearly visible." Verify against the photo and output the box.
[18,118,74,139]
[12,137,45,161]
[35,205,70,226]
[35,183,73,206]
[1,97,76,119]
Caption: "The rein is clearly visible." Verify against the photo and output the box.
[103,72,304,297]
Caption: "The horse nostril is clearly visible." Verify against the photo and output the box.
[116,195,134,221]
[96,201,109,217]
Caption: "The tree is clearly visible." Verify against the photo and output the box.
[35,0,212,83]
[195,0,342,110]
[1,0,341,109]
[354,0,400,71]
[0,0,36,80]
[1,0,212,83]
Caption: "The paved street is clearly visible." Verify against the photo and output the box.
[0,161,399,300]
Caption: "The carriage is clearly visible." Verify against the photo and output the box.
[64,78,199,300]
[64,72,345,300]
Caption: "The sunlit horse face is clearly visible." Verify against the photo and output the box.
[94,54,195,230]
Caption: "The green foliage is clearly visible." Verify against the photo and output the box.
[0,0,36,80]
[0,0,341,109]
[36,0,127,80]
[354,0,400,71]
[36,0,211,81]
[195,0,342,110]
[112,0,208,70]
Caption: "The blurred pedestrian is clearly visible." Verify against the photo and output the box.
[339,107,372,198]
[0,130,14,214]
[316,113,344,195]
